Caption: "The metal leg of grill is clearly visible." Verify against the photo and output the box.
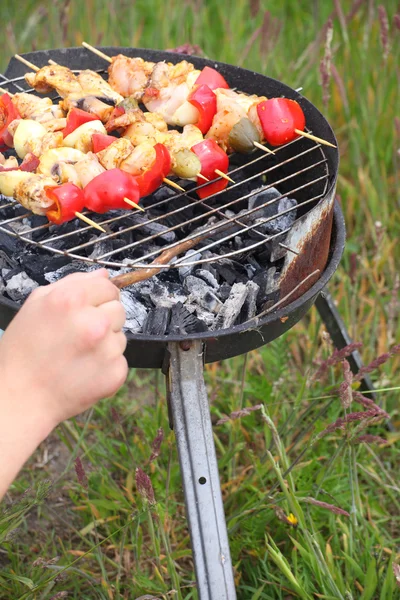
[166,340,237,600]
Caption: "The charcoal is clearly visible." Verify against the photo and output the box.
[44,261,95,283]
[2,266,22,282]
[0,249,17,269]
[193,307,216,328]
[142,307,171,336]
[149,281,187,308]
[146,185,177,206]
[20,253,70,285]
[253,266,279,300]
[214,261,237,285]
[240,281,260,322]
[7,219,32,239]
[30,215,50,241]
[248,187,297,235]
[212,282,248,330]
[168,302,208,335]
[124,214,177,244]
[120,291,148,333]
[156,270,181,285]
[193,269,219,290]
[0,278,5,296]
[0,229,25,255]
[178,250,202,280]
[6,271,38,302]
[219,282,232,302]
[184,275,222,313]
[88,234,114,259]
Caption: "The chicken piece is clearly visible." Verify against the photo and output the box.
[119,142,157,176]
[144,112,168,132]
[97,138,134,170]
[25,65,82,97]
[143,61,201,125]
[124,120,159,146]
[61,95,114,122]
[108,55,155,99]
[15,174,58,215]
[0,155,19,169]
[74,152,105,187]
[77,70,123,104]
[27,131,64,157]
[11,93,65,124]
[205,89,266,153]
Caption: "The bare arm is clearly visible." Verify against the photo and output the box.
[0,269,127,500]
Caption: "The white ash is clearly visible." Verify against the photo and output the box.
[6,271,38,302]
[194,269,219,290]
[149,281,187,308]
[241,281,260,321]
[120,290,148,333]
[212,282,248,330]
[184,275,222,313]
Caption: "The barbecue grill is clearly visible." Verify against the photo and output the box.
[0,48,345,599]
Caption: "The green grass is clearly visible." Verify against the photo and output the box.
[0,0,399,598]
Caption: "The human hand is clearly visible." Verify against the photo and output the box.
[0,268,128,429]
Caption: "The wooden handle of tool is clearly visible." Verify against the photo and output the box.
[110,233,205,289]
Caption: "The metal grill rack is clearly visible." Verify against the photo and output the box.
[0,68,330,274]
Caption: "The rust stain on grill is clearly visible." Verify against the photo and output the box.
[278,191,335,306]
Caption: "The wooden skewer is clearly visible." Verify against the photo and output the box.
[111,231,209,288]
[215,169,234,183]
[74,211,106,232]
[123,197,145,211]
[163,177,185,192]
[82,42,112,63]
[14,54,39,72]
[48,59,57,65]
[294,129,336,148]
[197,173,209,182]
[253,140,275,155]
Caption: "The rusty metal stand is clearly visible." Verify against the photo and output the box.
[166,340,237,600]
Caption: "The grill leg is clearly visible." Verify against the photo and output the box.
[167,340,237,600]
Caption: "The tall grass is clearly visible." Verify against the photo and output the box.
[0,1,399,598]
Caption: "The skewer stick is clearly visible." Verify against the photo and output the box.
[215,169,234,183]
[123,197,145,211]
[253,141,275,155]
[74,211,106,232]
[82,42,112,63]
[197,173,209,182]
[294,129,336,148]
[48,59,57,65]
[0,87,13,96]
[14,54,39,72]
[163,177,185,192]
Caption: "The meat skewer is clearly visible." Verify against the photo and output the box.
[81,42,335,150]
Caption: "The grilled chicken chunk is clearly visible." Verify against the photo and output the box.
[142,61,201,126]
[108,55,155,99]
[206,88,266,152]
[25,65,82,97]
[77,70,123,104]
[11,92,64,123]
[15,174,58,215]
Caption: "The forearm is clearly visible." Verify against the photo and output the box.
[0,386,53,501]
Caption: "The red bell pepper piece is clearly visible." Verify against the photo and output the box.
[195,66,229,91]
[92,132,117,153]
[191,139,229,199]
[83,169,140,213]
[256,98,306,146]
[134,143,171,197]
[0,93,21,148]
[62,107,100,138]
[188,84,217,134]
[45,183,85,225]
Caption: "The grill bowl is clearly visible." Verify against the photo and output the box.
[0,48,344,367]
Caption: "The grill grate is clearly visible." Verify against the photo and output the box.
[0,67,330,271]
